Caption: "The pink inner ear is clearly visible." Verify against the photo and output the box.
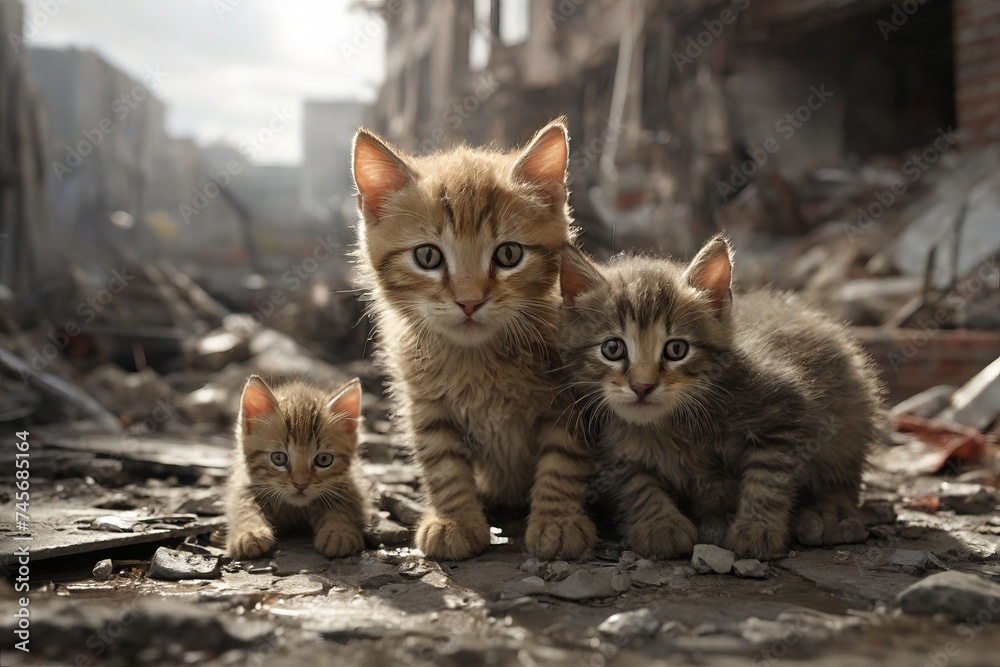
[327,382,362,435]
[692,253,732,309]
[353,133,410,218]
[241,381,278,435]
[515,125,568,205]
[561,262,590,307]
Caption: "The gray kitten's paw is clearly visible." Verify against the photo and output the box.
[227,525,276,560]
[725,519,788,560]
[416,512,490,561]
[794,500,868,547]
[626,514,698,559]
[314,523,364,557]
[526,512,597,560]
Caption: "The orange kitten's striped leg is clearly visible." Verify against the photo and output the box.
[224,471,277,560]
[525,416,597,560]
[412,410,490,560]
[309,485,365,557]
[724,446,799,560]
[619,469,697,558]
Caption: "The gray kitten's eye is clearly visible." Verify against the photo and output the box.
[314,453,334,468]
[269,451,288,467]
[664,339,689,361]
[414,244,443,270]
[493,242,523,268]
[601,338,627,361]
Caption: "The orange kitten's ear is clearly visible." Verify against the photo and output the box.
[512,119,569,209]
[326,378,362,436]
[560,244,606,307]
[240,375,280,436]
[352,129,414,221]
[683,234,733,315]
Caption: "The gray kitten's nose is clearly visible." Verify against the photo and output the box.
[456,299,486,316]
[630,383,657,399]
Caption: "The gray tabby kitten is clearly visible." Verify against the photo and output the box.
[558,235,882,560]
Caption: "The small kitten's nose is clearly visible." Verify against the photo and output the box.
[456,298,486,316]
[292,482,309,491]
[630,382,657,399]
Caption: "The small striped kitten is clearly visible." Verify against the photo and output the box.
[558,235,882,560]
[352,120,596,561]
[225,375,366,559]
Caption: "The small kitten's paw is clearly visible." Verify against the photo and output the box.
[697,515,730,547]
[525,512,597,560]
[725,519,788,560]
[416,513,490,560]
[793,500,868,547]
[792,509,824,546]
[314,523,364,557]
[626,514,698,559]
[227,525,276,560]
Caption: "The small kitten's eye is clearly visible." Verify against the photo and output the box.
[664,339,689,361]
[493,242,523,268]
[601,338,627,361]
[269,451,288,467]
[314,453,334,468]
[413,244,443,270]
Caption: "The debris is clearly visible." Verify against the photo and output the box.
[87,516,142,533]
[504,568,620,601]
[271,548,329,576]
[611,569,632,592]
[939,482,998,515]
[941,356,1000,431]
[518,557,543,576]
[732,559,769,579]
[890,385,958,419]
[618,550,641,566]
[860,499,898,526]
[906,496,941,514]
[147,546,221,580]
[888,550,943,570]
[597,609,661,644]
[366,515,410,547]
[881,415,989,474]
[691,544,735,575]
[897,571,1000,620]
[92,559,113,581]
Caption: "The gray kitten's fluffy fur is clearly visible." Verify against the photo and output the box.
[558,235,883,560]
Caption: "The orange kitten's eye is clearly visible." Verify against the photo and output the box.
[664,339,689,361]
[314,453,334,468]
[414,244,443,270]
[269,451,288,467]
[601,338,627,361]
[493,242,523,268]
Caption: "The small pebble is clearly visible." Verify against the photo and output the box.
[92,558,113,581]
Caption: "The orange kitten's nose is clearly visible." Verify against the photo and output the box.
[630,383,658,400]
[292,482,310,491]
[455,298,486,316]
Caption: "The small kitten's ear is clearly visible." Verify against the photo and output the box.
[326,378,362,436]
[560,244,606,307]
[353,129,414,220]
[512,119,569,208]
[684,234,733,314]
[240,375,280,435]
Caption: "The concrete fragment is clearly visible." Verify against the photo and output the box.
[898,571,1000,620]
[939,482,998,515]
[271,549,329,575]
[147,546,221,580]
[92,558,113,581]
[634,558,656,570]
[598,609,660,643]
[619,550,641,566]
[691,544,735,574]
[366,516,410,547]
[732,559,768,578]
[551,569,618,600]
[888,550,941,570]
[271,574,326,596]
[518,557,542,576]
[890,385,957,419]
[611,569,632,592]
[942,356,1000,431]
[378,492,425,527]
[88,516,139,532]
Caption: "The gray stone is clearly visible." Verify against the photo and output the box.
[618,550,641,566]
[271,549,329,575]
[597,609,660,643]
[939,482,998,515]
[552,569,618,600]
[888,550,944,570]
[633,559,656,570]
[367,517,410,546]
[611,569,632,592]
[518,557,542,576]
[897,571,1000,620]
[147,546,221,580]
[890,385,957,419]
[691,544,735,574]
[92,558,113,581]
[732,559,768,578]
[271,574,326,596]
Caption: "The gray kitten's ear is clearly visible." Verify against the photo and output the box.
[512,119,569,208]
[684,234,733,315]
[560,244,605,307]
[240,375,280,436]
[326,378,362,436]
[353,129,414,221]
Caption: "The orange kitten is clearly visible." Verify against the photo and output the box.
[352,120,596,560]
[225,375,366,559]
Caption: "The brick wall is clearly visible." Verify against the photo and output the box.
[954,0,1000,150]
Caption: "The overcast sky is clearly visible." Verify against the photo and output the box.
[22,0,386,165]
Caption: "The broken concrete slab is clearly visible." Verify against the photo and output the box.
[147,546,221,580]
[692,544,735,574]
[891,385,957,419]
[598,609,661,643]
[942,356,1000,431]
[897,571,1000,620]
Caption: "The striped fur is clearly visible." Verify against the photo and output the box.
[225,376,366,559]
[558,235,883,560]
[353,121,596,560]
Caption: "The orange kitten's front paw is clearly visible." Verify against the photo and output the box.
[416,513,489,560]
[725,519,788,560]
[626,514,697,559]
[227,525,276,560]
[525,512,597,560]
[314,522,364,558]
